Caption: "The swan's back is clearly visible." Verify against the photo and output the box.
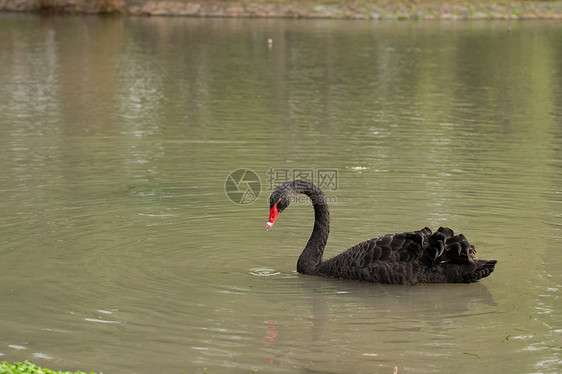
[315,227,496,284]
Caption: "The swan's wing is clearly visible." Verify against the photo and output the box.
[332,227,431,268]
[322,226,478,271]
[317,227,490,284]
[316,228,426,279]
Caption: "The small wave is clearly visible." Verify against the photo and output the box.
[8,345,26,350]
[85,318,121,324]
[33,352,53,359]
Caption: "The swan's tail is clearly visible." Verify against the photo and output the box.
[421,227,477,265]
[420,227,497,283]
[464,259,497,282]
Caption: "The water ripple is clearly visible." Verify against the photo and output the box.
[249,268,297,279]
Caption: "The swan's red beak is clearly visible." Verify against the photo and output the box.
[266,203,279,230]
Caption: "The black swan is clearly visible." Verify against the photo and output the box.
[265,180,497,284]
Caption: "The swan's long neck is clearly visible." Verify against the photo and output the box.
[295,182,330,274]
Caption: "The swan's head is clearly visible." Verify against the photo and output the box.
[266,185,294,230]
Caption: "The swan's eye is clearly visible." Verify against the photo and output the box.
[269,196,281,208]
[276,198,289,212]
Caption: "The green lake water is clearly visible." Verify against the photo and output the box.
[0,15,560,374]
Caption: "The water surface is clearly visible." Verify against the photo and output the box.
[0,15,560,374]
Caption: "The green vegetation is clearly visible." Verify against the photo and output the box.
[0,362,96,374]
